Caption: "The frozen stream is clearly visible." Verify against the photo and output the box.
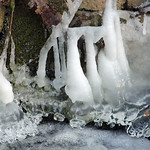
[0,122,149,150]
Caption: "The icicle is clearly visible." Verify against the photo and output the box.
[85,36,103,103]
[52,40,64,91]
[65,26,105,104]
[0,72,14,104]
[58,36,67,81]
[36,38,54,87]
[65,29,94,104]
[98,0,130,106]
[36,0,83,88]
[53,40,61,80]
[10,36,16,71]
[102,0,117,61]
[0,34,14,104]
[0,33,10,75]
[143,14,147,35]
[98,49,120,106]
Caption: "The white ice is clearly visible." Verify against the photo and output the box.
[85,36,103,103]
[65,29,94,104]
[65,26,105,104]
[98,0,130,106]
[0,72,14,104]
[143,14,147,35]
[0,35,14,104]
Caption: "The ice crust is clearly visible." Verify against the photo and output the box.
[0,123,149,150]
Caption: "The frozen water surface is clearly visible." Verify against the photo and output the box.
[0,122,149,150]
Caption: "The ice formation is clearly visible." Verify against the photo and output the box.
[1,0,150,143]
[36,0,130,106]
[98,0,130,106]
[143,14,147,35]
[0,35,14,104]
[36,0,83,90]
[0,72,14,104]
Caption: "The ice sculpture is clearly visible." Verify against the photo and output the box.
[36,0,130,106]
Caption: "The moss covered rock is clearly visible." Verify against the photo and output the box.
[11,1,46,65]
[0,4,5,32]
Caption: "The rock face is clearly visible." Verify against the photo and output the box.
[80,0,147,11]
[44,0,147,12]
[128,0,146,8]
[80,0,106,11]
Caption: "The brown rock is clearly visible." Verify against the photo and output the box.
[80,0,127,11]
[80,0,106,11]
[128,0,146,8]
[117,0,126,9]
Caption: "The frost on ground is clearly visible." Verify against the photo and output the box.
[0,122,149,150]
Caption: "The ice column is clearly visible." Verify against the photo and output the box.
[98,0,130,106]
[85,36,103,103]
[65,26,105,104]
[65,29,94,104]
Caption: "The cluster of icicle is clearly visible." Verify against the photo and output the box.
[36,0,130,107]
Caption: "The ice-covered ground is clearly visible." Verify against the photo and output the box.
[0,122,149,150]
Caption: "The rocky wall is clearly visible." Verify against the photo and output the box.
[0,0,148,67]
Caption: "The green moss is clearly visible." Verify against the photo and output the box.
[0,8,10,54]
[12,2,46,65]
